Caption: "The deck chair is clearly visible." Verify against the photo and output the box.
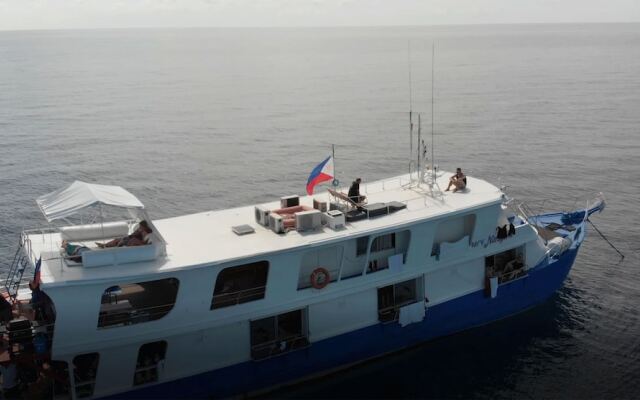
[328,189,367,210]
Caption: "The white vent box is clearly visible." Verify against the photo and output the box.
[295,209,322,232]
[280,195,299,208]
[269,213,285,233]
[255,205,271,226]
[323,210,345,230]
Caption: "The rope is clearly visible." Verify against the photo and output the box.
[587,218,625,260]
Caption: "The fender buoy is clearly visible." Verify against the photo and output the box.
[310,267,330,289]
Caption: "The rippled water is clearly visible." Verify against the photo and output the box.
[1,24,639,398]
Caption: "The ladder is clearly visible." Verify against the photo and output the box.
[4,236,31,300]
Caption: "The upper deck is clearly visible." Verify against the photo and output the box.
[28,172,503,287]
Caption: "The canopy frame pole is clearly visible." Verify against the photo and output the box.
[100,203,105,242]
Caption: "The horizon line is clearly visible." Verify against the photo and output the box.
[1,20,639,33]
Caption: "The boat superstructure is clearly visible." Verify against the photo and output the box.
[0,170,604,399]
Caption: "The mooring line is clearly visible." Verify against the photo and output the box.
[587,218,625,260]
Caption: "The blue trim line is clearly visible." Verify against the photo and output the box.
[109,246,578,399]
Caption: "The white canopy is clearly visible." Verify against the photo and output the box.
[37,181,145,222]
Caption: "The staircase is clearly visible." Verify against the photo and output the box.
[4,235,32,301]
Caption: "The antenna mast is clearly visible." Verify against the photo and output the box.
[430,42,436,185]
[417,113,422,183]
[408,41,414,176]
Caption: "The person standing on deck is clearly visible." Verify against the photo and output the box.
[348,178,366,203]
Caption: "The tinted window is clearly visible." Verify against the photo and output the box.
[211,261,269,309]
[98,278,179,328]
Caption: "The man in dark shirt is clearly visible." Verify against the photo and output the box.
[348,178,366,203]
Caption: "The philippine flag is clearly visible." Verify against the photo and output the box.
[33,257,42,286]
[306,156,334,195]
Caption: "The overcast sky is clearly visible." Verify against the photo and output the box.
[1,0,639,31]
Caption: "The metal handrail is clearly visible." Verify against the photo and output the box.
[211,285,267,308]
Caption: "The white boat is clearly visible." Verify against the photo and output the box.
[1,168,604,399]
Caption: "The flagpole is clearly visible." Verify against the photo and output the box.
[332,144,337,187]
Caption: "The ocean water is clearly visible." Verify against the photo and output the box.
[1,23,639,398]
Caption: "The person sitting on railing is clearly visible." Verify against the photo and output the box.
[348,178,366,204]
[96,220,152,249]
[445,168,467,192]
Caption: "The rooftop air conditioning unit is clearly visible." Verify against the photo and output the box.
[280,195,299,209]
[323,210,345,230]
[295,210,322,232]
[255,206,270,227]
[313,199,328,212]
[269,213,285,234]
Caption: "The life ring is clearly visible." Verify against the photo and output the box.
[310,267,330,289]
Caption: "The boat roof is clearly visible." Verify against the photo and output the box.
[30,172,503,287]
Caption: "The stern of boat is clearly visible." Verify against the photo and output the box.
[0,229,71,398]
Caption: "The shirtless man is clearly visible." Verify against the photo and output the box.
[445,168,466,192]
[96,220,152,248]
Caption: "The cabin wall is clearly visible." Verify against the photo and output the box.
[263,252,300,305]
[405,219,435,268]
[162,321,250,380]
[472,203,502,242]
[424,258,485,304]
[308,288,378,341]
[47,266,217,357]
[94,343,139,394]
[526,235,548,267]
[339,238,366,279]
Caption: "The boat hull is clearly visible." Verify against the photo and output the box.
[110,246,579,399]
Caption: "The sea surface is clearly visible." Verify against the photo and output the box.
[1,23,639,399]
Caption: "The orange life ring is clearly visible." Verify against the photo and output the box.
[310,267,330,289]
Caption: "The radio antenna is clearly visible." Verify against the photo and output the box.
[430,42,436,185]
[408,41,414,174]
[417,113,422,184]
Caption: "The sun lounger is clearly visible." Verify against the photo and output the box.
[328,189,367,209]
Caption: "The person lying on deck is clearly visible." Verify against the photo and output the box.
[96,220,152,248]
[61,240,90,263]
[348,178,366,204]
[445,168,467,192]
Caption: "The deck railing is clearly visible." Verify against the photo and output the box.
[250,334,309,361]
[210,285,267,309]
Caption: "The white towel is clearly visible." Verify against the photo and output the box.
[398,301,425,327]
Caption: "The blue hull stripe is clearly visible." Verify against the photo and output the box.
[110,248,578,399]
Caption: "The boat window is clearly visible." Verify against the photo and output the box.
[377,278,420,322]
[98,278,179,329]
[367,230,411,274]
[211,261,269,310]
[134,341,167,386]
[73,353,99,398]
[371,233,395,252]
[356,236,369,256]
[250,309,309,360]
[298,246,340,290]
[485,246,526,284]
